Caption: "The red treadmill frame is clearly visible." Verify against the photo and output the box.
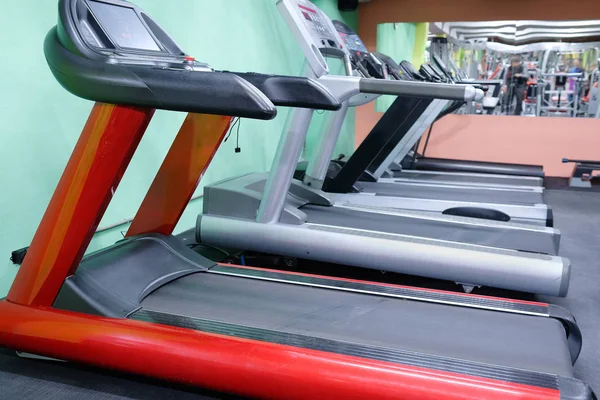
[1,104,560,400]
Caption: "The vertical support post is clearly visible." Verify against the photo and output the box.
[256,107,315,224]
[127,113,232,237]
[536,87,542,117]
[255,63,316,224]
[304,101,349,190]
[326,97,426,193]
[8,104,155,306]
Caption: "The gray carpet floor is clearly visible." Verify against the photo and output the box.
[537,190,600,393]
[0,188,598,398]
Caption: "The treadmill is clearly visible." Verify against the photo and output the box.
[384,54,543,187]
[402,52,547,178]
[370,53,511,182]
[389,54,544,187]
[199,0,569,295]
[342,77,547,206]
[305,32,542,190]
[296,24,553,227]
[286,21,562,256]
[0,3,594,398]
[317,46,543,203]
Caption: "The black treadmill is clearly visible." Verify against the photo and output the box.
[324,67,547,204]
[19,0,593,398]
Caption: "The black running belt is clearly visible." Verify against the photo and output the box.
[415,157,545,178]
[135,273,573,377]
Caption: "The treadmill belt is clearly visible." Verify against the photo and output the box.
[137,273,573,377]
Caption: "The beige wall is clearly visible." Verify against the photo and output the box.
[355,0,600,177]
[422,115,600,177]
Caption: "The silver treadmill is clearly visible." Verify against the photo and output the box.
[300,38,552,227]
[197,0,570,295]
[292,23,558,250]
[271,3,560,255]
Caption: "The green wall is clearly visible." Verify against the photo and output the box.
[375,22,417,112]
[0,0,357,297]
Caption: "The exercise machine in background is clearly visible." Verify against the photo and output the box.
[563,158,600,188]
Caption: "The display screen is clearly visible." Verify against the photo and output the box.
[344,34,367,53]
[88,0,161,51]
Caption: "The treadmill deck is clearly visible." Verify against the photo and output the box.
[358,180,545,205]
[136,271,573,378]
[391,170,543,188]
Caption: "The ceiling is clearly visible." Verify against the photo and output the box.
[431,20,600,45]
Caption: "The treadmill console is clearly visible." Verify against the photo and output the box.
[431,53,454,81]
[333,21,367,54]
[48,0,279,119]
[68,0,210,71]
[373,52,407,81]
[420,64,444,82]
[333,20,385,79]
[400,60,427,81]
[277,0,348,77]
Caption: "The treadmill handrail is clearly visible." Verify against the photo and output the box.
[359,78,480,101]
[459,79,503,86]
[230,72,341,111]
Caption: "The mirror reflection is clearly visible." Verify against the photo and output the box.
[426,21,600,118]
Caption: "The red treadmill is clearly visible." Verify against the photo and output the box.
[0,0,594,399]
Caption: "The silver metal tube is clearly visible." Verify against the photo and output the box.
[461,79,504,85]
[359,78,477,101]
[199,215,570,296]
[542,72,584,78]
[256,62,317,224]
[256,106,315,224]
[304,101,350,189]
[342,54,353,77]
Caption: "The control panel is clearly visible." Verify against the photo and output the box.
[333,21,367,54]
[332,19,385,79]
[299,4,339,48]
[74,0,211,72]
[277,0,348,77]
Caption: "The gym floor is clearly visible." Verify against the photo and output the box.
[0,187,598,398]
